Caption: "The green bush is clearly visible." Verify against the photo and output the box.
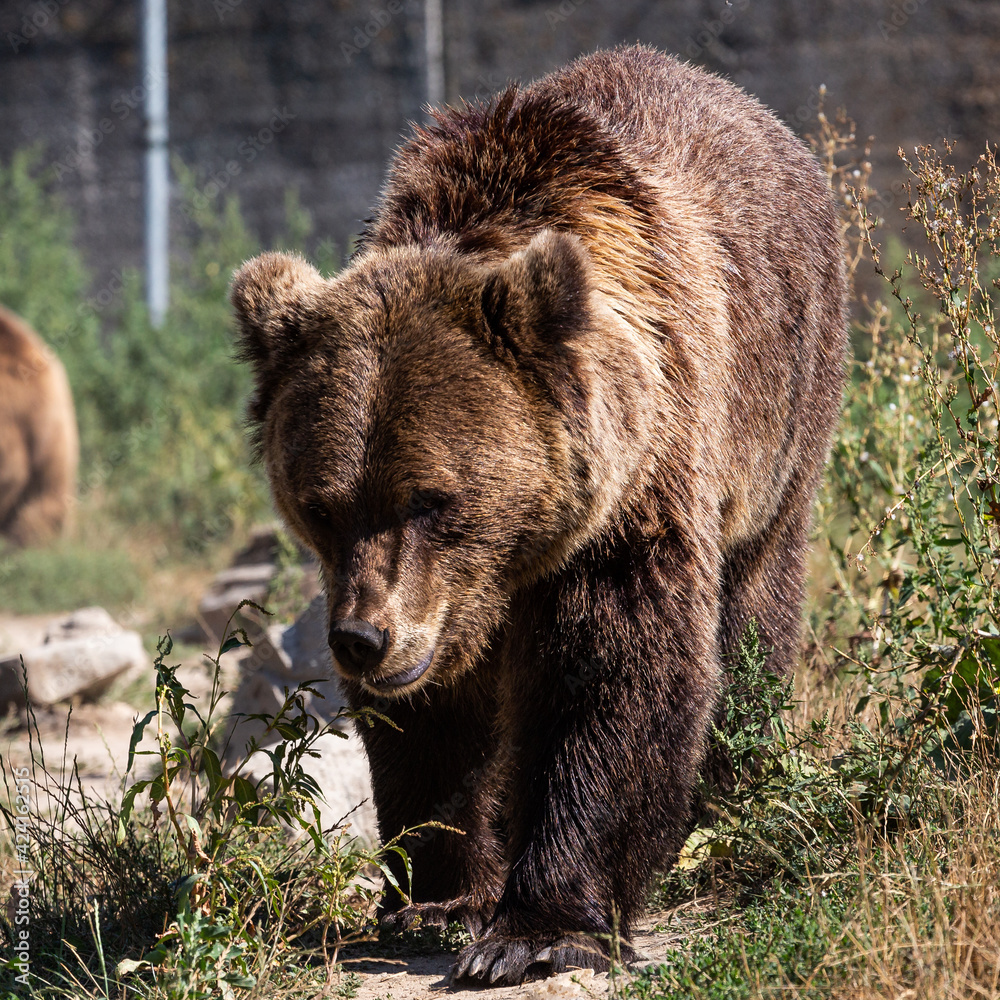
[0,149,322,559]
[0,540,143,615]
[0,609,429,999]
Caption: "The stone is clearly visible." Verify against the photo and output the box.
[231,523,285,567]
[43,605,121,643]
[197,561,275,644]
[0,608,148,709]
[223,595,347,762]
[225,594,377,843]
[193,526,321,646]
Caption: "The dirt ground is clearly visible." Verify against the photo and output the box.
[349,955,611,999]
[339,914,686,1000]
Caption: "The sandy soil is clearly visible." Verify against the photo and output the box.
[348,957,611,999]
[337,915,692,1000]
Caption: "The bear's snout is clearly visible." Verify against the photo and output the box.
[328,618,389,674]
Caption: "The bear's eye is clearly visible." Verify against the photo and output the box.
[404,489,450,517]
[304,503,332,529]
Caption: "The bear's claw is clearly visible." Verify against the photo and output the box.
[379,895,493,938]
[452,932,635,986]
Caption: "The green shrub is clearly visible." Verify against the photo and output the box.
[0,608,426,999]
[0,147,96,348]
[0,149,323,559]
[0,539,143,615]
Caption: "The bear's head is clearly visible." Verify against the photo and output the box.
[232,230,645,696]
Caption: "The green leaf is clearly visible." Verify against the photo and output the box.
[125,709,157,775]
[200,746,224,796]
[117,779,152,844]
[675,827,735,871]
[222,974,257,988]
[232,775,259,808]
[374,845,413,901]
[219,634,245,655]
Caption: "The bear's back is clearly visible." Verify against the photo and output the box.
[0,304,50,383]
[360,46,846,546]
[533,47,826,201]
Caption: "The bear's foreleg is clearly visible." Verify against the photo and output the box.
[346,663,507,938]
[455,530,722,984]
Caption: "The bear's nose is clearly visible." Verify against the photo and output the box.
[328,618,389,674]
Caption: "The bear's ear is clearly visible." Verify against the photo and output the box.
[231,252,326,373]
[480,229,591,362]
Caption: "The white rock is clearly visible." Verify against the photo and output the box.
[240,729,378,845]
[8,629,147,707]
[197,562,276,643]
[224,595,376,843]
[43,606,121,643]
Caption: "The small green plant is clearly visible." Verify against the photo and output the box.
[332,971,362,997]
[0,604,448,998]
[111,603,424,995]
[714,619,795,790]
[118,879,257,1000]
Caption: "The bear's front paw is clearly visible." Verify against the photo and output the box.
[452,931,634,986]
[380,895,494,938]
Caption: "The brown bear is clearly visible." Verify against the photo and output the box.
[232,45,846,985]
[0,304,78,548]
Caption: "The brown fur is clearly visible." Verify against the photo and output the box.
[0,305,78,548]
[232,46,846,985]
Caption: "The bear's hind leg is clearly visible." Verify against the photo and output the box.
[702,471,818,793]
[718,469,818,691]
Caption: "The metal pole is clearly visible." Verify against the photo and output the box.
[142,0,168,327]
[424,0,444,109]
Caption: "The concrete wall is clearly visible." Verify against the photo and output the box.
[1,0,998,291]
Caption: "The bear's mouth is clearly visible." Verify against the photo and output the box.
[370,648,434,690]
